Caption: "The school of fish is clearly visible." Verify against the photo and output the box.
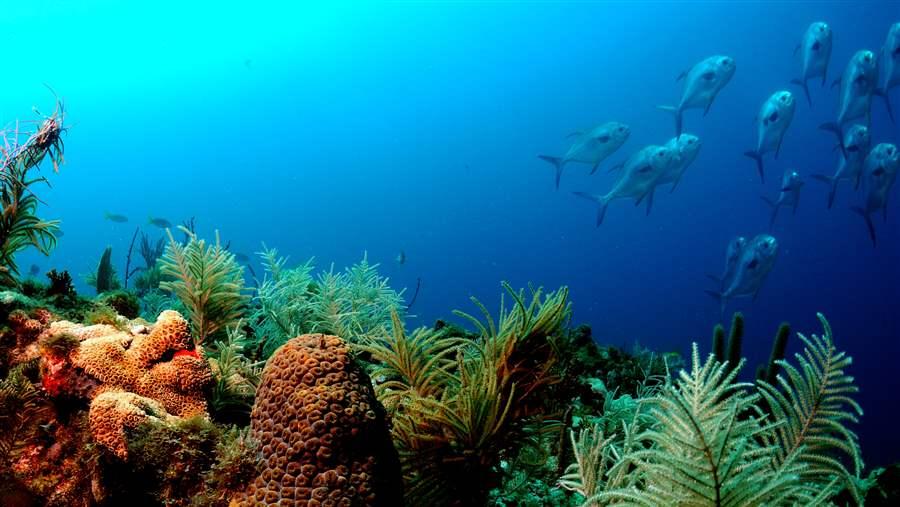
[537,21,900,315]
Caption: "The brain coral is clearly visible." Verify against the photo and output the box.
[234,334,402,507]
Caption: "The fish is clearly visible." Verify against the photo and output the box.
[396,250,406,265]
[876,23,900,122]
[538,122,631,189]
[705,234,779,316]
[852,143,900,246]
[658,55,736,135]
[790,22,833,106]
[706,236,747,292]
[29,264,40,276]
[104,212,129,223]
[656,134,702,192]
[744,91,796,183]
[810,124,871,208]
[573,145,679,225]
[761,169,804,229]
[819,49,878,143]
[147,216,173,228]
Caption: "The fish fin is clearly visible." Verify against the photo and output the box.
[644,188,655,216]
[657,105,683,135]
[790,78,812,107]
[538,155,564,190]
[874,88,896,124]
[831,77,841,89]
[775,138,783,159]
[669,176,682,193]
[565,131,583,139]
[793,43,800,56]
[851,206,877,247]
[573,192,609,227]
[607,162,624,173]
[854,171,862,190]
[760,196,775,208]
[743,150,765,183]
[590,161,601,175]
[810,174,837,209]
[675,71,686,82]
[703,100,713,117]
[822,63,828,86]
[706,274,721,284]
[818,122,847,159]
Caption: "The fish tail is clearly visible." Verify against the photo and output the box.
[538,155,564,190]
[704,290,726,318]
[759,196,779,229]
[851,206,877,247]
[743,150,765,183]
[818,122,847,159]
[657,105,682,135]
[874,87,896,124]
[573,191,610,227]
[790,78,812,107]
[810,174,837,209]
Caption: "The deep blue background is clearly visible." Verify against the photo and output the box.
[5,1,898,466]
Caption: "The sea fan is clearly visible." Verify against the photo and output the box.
[250,248,404,357]
[757,313,864,502]
[160,227,248,344]
[562,313,862,507]
[0,154,60,286]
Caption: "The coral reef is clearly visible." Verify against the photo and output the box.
[234,333,402,506]
[31,310,213,458]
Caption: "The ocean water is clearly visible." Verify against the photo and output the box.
[4,1,899,467]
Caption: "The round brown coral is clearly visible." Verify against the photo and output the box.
[234,334,402,507]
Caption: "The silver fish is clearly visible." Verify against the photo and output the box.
[853,143,900,246]
[538,122,631,189]
[658,55,736,135]
[791,21,833,106]
[706,234,779,316]
[573,145,678,226]
[877,23,900,122]
[707,236,747,292]
[744,91,796,183]
[811,124,871,208]
[820,49,878,144]
[761,169,804,229]
[657,134,702,192]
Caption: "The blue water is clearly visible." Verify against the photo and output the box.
[5,1,899,466]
